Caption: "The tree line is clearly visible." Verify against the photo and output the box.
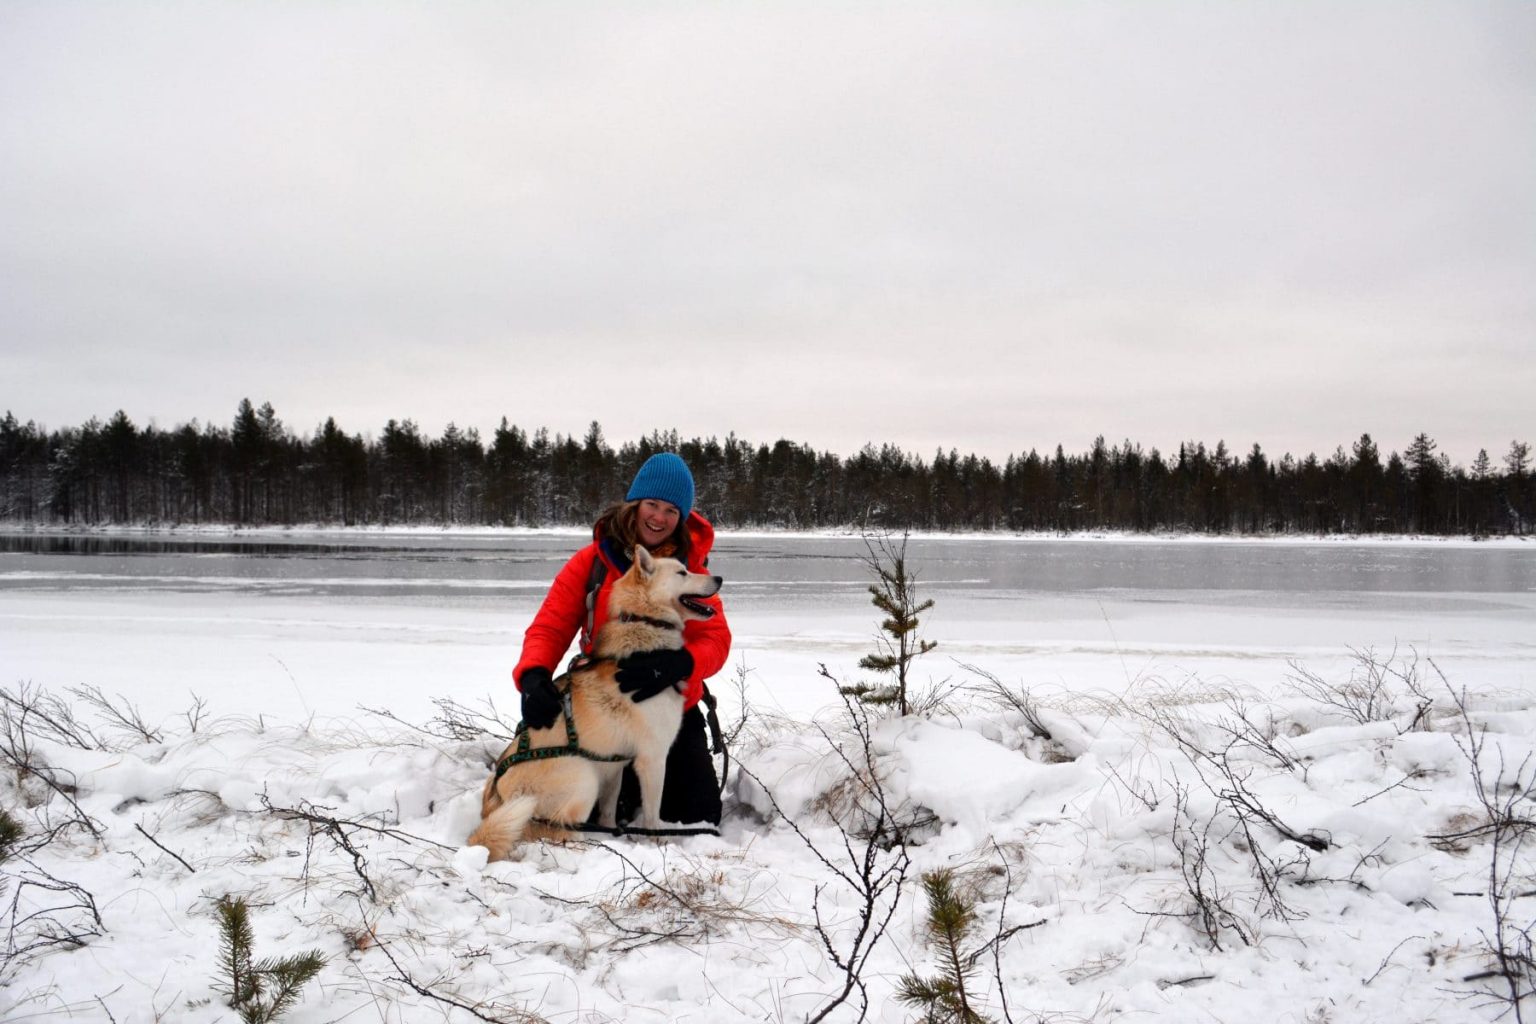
[0,401,1531,535]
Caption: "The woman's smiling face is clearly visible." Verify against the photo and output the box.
[636,498,681,548]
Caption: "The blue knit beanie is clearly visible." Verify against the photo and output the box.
[626,453,695,517]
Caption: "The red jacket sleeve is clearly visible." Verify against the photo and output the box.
[513,545,598,688]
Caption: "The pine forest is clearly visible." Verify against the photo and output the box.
[1,401,1531,536]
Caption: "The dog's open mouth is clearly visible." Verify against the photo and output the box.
[679,596,715,618]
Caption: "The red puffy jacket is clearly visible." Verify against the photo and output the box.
[513,512,731,710]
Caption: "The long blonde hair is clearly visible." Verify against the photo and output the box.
[597,500,692,565]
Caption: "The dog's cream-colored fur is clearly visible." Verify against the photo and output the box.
[467,547,721,861]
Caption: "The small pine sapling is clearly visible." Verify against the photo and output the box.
[0,808,21,861]
[215,895,325,1024]
[217,896,261,1009]
[843,532,937,716]
[897,868,994,1024]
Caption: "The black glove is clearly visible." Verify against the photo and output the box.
[615,649,694,703]
[518,667,560,730]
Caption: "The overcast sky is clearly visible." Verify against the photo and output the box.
[2,3,1532,467]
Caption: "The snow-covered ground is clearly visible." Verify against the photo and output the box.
[2,533,1534,1022]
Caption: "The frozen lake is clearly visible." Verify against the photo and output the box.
[5,529,1533,599]
[2,530,1533,724]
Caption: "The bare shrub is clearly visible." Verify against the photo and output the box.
[183,692,210,733]
[812,666,939,842]
[1429,668,1536,1022]
[963,664,1053,742]
[372,934,552,1023]
[723,657,755,748]
[0,680,192,990]
[360,695,520,745]
[1209,693,1303,774]
[0,685,104,839]
[1131,698,1327,932]
[259,795,453,904]
[1166,784,1253,951]
[737,683,913,1023]
[2,861,104,981]
[1,682,101,752]
[554,844,798,954]
[67,684,164,744]
[1286,645,1436,734]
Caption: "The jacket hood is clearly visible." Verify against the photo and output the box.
[593,509,716,574]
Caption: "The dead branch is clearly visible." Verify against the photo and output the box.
[961,662,1053,741]
[2,861,104,979]
[0,704,104,840]
[1363,934,1428,987]
[738,672,913,1024]
[372,935,550,1023]
[133,823,195,873]
[1286,645,1434,734]
[1210,693,1302,773]
[1437,664,1536,1022]
[0,683,101,750]
[1169,785,1252,950]
[67,684,164,744]
[260,795,454,903]
[182,692,209,734]
[360,694,521,744]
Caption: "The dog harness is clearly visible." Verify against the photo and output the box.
[489,651,733,840]
[491,658,631,782]
[493,643,726,784]
[491,653,728,838]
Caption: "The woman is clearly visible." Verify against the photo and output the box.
[513,452,731,828]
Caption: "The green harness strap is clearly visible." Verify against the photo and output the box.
[493,663,630,781]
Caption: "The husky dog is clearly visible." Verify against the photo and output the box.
[468,546,722,861]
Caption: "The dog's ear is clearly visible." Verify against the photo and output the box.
[633,546,656,577]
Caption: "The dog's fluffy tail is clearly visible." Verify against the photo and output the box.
[467,795,537,862]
